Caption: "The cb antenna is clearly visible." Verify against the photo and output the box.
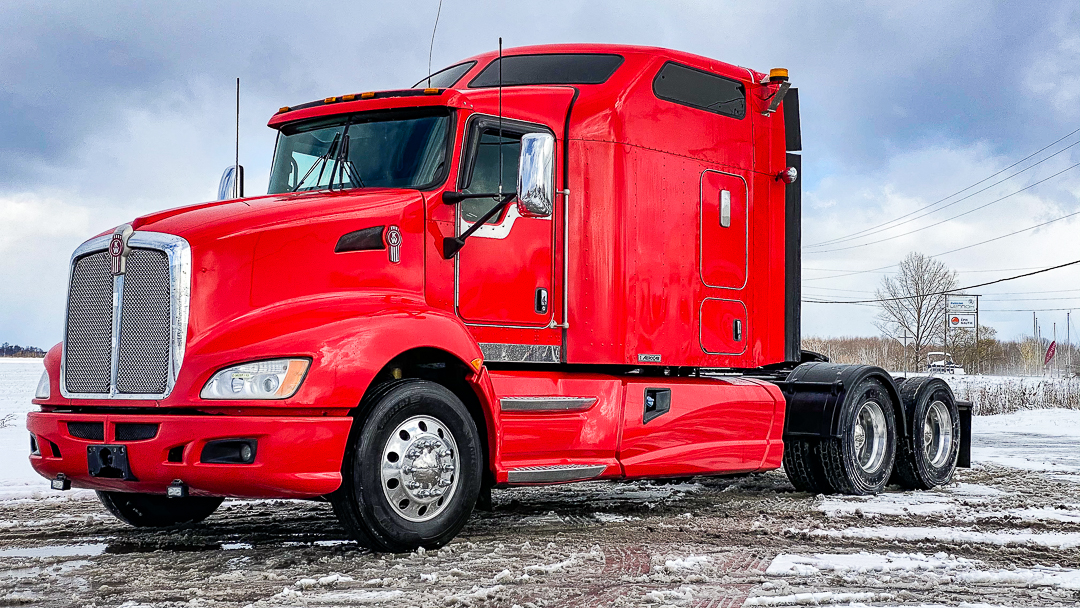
[234,77,241,199]
[427,0,444,88]
[497,37,503,197]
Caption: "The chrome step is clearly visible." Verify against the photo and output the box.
[506,464,607,483]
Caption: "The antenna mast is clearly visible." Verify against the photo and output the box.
[498,37,503,197]
[427,0,444,88]
[234,77,240,199]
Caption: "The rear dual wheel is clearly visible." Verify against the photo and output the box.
[894,379,960,490]
[331,379,482,552]
[785,377,898,495]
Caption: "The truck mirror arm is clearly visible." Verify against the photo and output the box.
[442,193,516,258]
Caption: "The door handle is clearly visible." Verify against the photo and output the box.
[720,189,731,228]
[535,288,549,314]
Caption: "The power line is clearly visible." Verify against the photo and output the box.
[981,307,1079,312]
[804,206,1080,281]
[807,127,1080,248]
[802,258,1080,304]
[807,161,1080,254]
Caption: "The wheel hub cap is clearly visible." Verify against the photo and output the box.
[381,416,459,522]
[853,400,887,474]
[923,400,953,468]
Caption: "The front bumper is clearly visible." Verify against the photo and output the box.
[27,411,353,498]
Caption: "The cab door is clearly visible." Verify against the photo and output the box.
[455,117,556,329]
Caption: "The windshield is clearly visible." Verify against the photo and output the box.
[268,109,451,194]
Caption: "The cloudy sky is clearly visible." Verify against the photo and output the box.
[2,0,1079,350]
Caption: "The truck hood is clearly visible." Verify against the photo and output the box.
[127,188,429,352]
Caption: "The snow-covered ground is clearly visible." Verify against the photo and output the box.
[937,373,1080,414]
[4,364,1080,606]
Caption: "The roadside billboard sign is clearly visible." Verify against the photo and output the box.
[948,313,976,329]
[946,295,977,313]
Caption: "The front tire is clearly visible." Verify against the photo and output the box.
[819,378,897,495]
[97,491,223,528]
[331,380,482,552]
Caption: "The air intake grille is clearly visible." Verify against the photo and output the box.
[65,252,114,394]
[62,232,189,399]
[116,249,171,394]
[67,421,105,441]
[115,423,159,441]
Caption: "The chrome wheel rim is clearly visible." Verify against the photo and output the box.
[923,400,953,468]
[380,415,459,522]
[852,400,888,474]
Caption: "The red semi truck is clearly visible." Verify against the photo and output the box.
[28,44,969,551]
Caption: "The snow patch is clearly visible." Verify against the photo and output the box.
[743,591,883,605]
[797,525,1080,549]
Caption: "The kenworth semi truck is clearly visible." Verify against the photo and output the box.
[28,44,969,552]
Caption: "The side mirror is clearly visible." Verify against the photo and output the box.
[516,133,555,218]
[217,165,245,201]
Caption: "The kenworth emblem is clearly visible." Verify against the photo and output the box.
[109,224,134,275]
[386,225,402,264]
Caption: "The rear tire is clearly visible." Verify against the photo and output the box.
[819,378,897,495]
[330,379,482,552]
[97,491,223,528]
[783,439,833,494]
[894,379,960,490]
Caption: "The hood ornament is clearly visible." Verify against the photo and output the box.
[109,224,134,276]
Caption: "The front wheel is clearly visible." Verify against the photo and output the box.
[819,378,897,495]
[97,491,223,528]
[331,379,482,552]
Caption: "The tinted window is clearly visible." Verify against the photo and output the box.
[412,61,476,89]
[468,53,623,88]
[652,62,746,119]
[460,129,522,224]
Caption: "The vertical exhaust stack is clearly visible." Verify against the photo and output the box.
[783,87,802,363]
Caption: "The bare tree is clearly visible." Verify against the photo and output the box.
[874,253,957,367]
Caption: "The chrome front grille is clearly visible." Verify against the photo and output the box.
[65,252,114,393]
[116,249,171,394]
[62,231,191,399]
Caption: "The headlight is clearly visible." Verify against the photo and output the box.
[200,358,310,400]
[35,369,50,399]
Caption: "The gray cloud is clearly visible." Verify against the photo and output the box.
[1,0,1078,347]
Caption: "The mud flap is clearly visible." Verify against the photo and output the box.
[956,400,973,468]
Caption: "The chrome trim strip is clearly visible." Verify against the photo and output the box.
[500,396,597,412]
[61,231,191,400]
[506,464,607,484]
[478,342,560,363]
[108,274,124,397]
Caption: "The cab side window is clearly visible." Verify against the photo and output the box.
[460,129,522,223]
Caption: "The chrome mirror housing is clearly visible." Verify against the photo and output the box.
[516,133,555,218]
[217,165,245,201]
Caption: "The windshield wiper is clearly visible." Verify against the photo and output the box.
[292,133,341,192]
[331,134,365,190]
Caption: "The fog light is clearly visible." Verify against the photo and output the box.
[200,439,258,464]
[167,479,188,498]
[51,474,71,491]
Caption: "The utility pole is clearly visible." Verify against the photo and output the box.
[975,295,980,375]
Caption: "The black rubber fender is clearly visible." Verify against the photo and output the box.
[777,362,907,440]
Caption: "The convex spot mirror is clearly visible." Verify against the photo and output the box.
[516,133,555,218]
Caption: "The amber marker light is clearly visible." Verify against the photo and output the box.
[277,359,309,398]
[324,96,338,103]
[341,94,356,101]
[278,106,290,113]
[769,68,789,83]
[360,91,376,99]
[470,358,483,373]
[424,88,439,95]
